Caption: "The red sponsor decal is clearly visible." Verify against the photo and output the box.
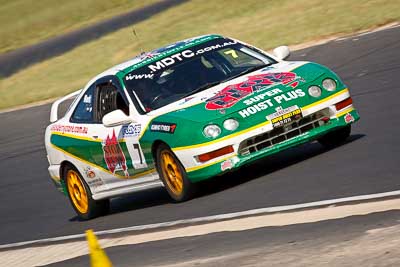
[84,167,96,179]
[206,86,252,110]
[221,159,233,171]
[246,72,297,88]
[205,72,299,110]
[344,113,355,124]
[289,81,299,88]
[102,130,129,176]
[87,170,96,179]
[51,124,88,134]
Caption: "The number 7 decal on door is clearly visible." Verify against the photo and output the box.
[123,124,148,170]
[128,142,148,169]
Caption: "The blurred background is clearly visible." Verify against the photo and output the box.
[0,0,398,110]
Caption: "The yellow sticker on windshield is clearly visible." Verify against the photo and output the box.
[224,49,238,58]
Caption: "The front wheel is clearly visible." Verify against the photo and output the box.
[64,165,109,220]
[156,144,197,202]
[318,125,351,148]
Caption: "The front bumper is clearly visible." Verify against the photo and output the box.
[173,89,359,182]
[187,108,359,182]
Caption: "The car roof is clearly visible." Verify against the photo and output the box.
[83,34,225,90]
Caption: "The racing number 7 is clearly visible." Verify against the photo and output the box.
[133,144,143,165]
[127,142,148,169]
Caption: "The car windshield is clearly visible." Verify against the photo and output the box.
[123,37,277,112]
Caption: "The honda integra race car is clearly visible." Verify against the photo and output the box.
[45,34,359,219]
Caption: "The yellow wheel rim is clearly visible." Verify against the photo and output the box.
[160,150,184,196]
[66,170,89,214]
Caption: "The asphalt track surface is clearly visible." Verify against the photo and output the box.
[46,210,400,267]
[0,0,189,77]
[0,26,399,246]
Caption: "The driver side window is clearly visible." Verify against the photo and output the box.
[71,85,95,123]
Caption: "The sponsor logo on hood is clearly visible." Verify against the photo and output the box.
[205,72,304,110]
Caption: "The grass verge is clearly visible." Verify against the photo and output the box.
[0,0,161,54]
[0,0,399,110]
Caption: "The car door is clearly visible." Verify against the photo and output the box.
[67,83,109,193]
[89,76,157,191]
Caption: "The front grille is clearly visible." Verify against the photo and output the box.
[239,109,330,156]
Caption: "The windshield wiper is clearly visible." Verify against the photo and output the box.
[181,81,221,98]
[223,64,272,83]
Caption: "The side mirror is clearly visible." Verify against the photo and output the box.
[273,46,290,60]
[102,110,132,127]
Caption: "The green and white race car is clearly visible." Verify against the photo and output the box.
[45,34,359,219]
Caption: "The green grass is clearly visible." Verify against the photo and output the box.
[0,0,399,110]
[0,0,161,54]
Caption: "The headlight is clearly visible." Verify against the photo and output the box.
[322,78,337,91]
[223,118,239,131]
[308,85,322,97]
[203,124,221,138]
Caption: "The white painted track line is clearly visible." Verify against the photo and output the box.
[2,190,400,250]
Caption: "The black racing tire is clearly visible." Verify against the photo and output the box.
[63,165,109,220]
[318,125,351,148]
[155,143,197,202]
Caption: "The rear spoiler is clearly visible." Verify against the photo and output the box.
[50,89,82,123]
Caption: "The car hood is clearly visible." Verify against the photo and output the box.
[150,61,327,123]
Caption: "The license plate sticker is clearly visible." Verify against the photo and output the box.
[266,105,303,128]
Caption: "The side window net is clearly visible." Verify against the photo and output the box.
[96,84,129,122]
[97,85,118,121]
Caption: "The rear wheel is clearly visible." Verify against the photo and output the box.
[156,144,197,202]
[64,165,109,220]
[318,125,351,148]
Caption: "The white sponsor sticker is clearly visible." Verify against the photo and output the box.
[266,105,300,120]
